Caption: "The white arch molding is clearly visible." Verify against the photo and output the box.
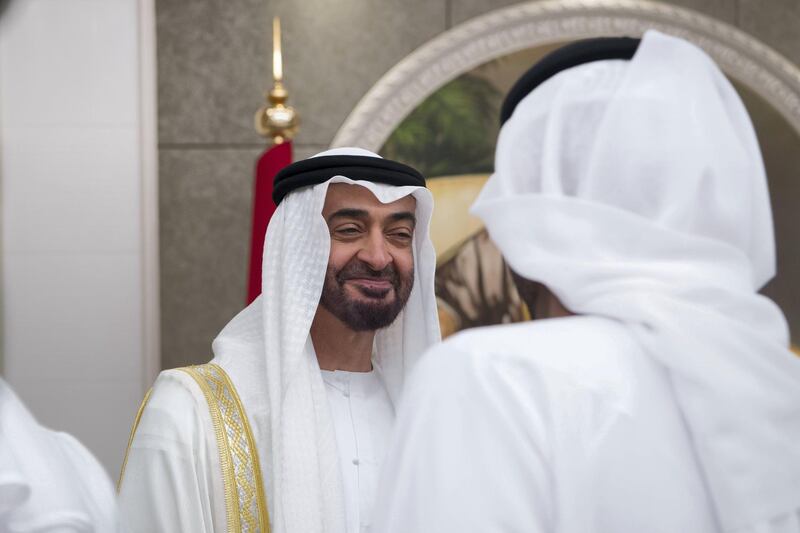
[331,0,800,151]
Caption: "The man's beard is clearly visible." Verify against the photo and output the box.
[319,259,414,331]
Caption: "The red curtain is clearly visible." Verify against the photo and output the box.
[247,141,293,303]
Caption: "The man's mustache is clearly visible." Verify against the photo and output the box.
[336,261,398,286]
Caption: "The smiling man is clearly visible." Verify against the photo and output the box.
[117,148,440,533]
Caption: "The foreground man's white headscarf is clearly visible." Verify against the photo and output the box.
[470,30,799,530]
[371,31,800,533]
[211,147,440,532]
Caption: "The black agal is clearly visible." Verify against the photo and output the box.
[500,37,641,125]
[273,155,426,205]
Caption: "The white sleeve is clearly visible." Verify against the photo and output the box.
[0,379,118,532]
[371,343,553,533]
[118,371,224,533]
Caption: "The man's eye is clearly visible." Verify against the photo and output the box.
[390,232,413,240]
[336,227,361,235]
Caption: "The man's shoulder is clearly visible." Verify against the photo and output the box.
[420,316,642,406]
[150,366,207,403]
[444,315,639,362]
[135,366,220,437]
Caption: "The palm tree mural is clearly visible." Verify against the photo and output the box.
[381,74,501,177]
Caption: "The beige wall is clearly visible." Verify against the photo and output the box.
[2,0,157,476]
[156,0,800,369]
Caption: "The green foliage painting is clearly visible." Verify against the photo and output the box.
[380,74,501,177]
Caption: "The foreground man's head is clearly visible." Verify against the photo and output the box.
[478,33,775,319]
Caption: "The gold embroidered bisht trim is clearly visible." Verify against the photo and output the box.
[181,363,271,533]
[117,387,153,491]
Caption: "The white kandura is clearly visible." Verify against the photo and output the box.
[372,30,800,533]
[118,147,440,533]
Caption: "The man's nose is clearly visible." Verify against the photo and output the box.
[357,231,392,272]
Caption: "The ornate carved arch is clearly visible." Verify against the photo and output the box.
[332,0,800,150]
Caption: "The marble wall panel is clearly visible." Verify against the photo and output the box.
[157,0,447,147]
[739,0,799,63]
[160,148,260,369]
[156,0,266,146]
[449,0,738,28]
[294,144,330,161]
[449,0,526,27]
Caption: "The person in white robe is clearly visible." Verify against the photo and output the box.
[0,377,117,532]
[117,147,440,533]
[371,30,800,533]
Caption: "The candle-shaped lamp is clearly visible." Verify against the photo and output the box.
[254,17,298,143]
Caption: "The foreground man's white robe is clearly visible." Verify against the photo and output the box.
[117,147,440,533]
[0,378,117,532]
[372,31,800,533]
